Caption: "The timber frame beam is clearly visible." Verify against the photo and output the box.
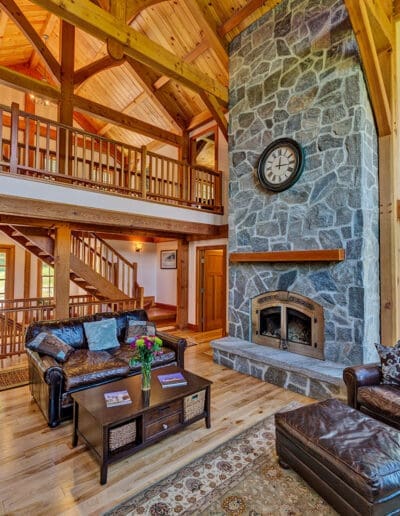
[0,65,183,146]
[0,195,225,238]
[345,0,398,343]
[28,0,228,105]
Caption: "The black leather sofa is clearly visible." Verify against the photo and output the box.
[343,363,400,430]
[25,309,186,427]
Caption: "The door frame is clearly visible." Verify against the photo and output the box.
[196,244,227,333]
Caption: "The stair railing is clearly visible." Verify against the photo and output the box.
[0,296,139,358]
[71,232,143,300]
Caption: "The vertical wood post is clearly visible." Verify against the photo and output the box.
[176,239,189,329]
[141,145,147,199]
[58,21,75,175]
[10,102,19,174]
[54,225,71,319]
[379,139,399,343]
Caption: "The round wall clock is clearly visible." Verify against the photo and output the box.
[257,138,305,192]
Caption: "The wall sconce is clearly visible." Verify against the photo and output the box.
[135,242,143,252]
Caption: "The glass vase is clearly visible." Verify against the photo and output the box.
[141,362,152,391]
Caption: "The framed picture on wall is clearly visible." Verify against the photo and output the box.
[160,250,177,269]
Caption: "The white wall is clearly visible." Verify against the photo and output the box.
[104,239,158,297]
[156,241,178,305]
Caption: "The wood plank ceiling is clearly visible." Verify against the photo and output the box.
[0,0,279,149]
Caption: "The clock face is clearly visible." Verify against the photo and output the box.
[257,138,304,192]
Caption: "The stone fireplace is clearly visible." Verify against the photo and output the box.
[224,0,380,369]
[252,291,324,360]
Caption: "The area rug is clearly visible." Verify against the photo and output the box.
[106,406,337,515]
[0,366,29,391]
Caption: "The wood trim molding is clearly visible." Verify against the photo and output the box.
[229,249,345,263]
[0,194,222,237]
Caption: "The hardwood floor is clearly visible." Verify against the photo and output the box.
[0,333,313,515]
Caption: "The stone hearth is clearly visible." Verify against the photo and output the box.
[212,337,346,400]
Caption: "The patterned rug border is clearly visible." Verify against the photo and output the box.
[0,366,29,391]
[105,401,305,516]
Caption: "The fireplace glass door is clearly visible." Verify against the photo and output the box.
[251,291,324,359]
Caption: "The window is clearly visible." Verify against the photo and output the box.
[38,262,54,298]
[0,246,15,300]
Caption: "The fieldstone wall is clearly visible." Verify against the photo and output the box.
[228,0,379,364]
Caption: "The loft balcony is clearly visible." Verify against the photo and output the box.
[0,103,224,215]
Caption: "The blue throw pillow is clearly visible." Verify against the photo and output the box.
[27,331,74,362]
[83,318,120,351]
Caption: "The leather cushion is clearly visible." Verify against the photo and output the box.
[275,398,400,502]
[63,349,129,390]
[358,385,400,421]
[27,332,74,363]
[111,344,175,369]
[375,341,400,386]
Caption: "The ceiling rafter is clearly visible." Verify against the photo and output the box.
[125,56,186,131]
[97,91,147,135]
[29,13,58,69]
[73,55,125,86]
[153,38,210,90]
[187,109,214,131]
[0,8,8,37]
[363,0,393,52]
[344,0,392,136]
[199,91,227,141]
[218,0,282,37]
[0,0,61,83]
[186,0,228,71]
[0,65,183,146]
[125,0,159,22]
[28,0,228,105]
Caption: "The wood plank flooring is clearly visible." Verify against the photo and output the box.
[0,333,314,516]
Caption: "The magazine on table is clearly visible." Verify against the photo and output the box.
[158,372,187,388]
[104,389,132,407]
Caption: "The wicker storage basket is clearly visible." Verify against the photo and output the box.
[184,390,205,422]
[109,420,137,451]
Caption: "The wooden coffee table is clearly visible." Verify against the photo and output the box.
[71,365,212,484]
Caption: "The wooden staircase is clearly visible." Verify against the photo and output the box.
[0,226,144,304]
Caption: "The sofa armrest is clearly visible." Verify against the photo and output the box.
[26,348,64,427]
[156,331,187,369]
[26,348,63,383]
[343,363,382,408]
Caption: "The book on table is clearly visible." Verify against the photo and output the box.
[104,390,132,407]
[158,372,187,388]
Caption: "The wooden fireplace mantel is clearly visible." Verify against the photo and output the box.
[229,249,345,263]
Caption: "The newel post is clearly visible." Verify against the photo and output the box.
[10,102,19,174]
[141,145,147,199]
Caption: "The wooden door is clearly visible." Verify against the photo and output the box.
[197,246,226,331]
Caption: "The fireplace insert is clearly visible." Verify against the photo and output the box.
[252,291,324,359]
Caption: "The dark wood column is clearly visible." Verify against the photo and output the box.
[54,224,71,319]
[176,239,189,329]
[58,21,75,174]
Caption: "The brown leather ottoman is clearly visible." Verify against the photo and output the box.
[275,399,400,516]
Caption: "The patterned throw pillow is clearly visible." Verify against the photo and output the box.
[375,341,400,386]
[83,318,120,351]
[27,331,74,362]
[125,320,156,344]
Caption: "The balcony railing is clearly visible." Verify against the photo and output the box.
[0,103,223,213]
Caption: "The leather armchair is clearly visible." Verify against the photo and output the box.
[343,364,400,430]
